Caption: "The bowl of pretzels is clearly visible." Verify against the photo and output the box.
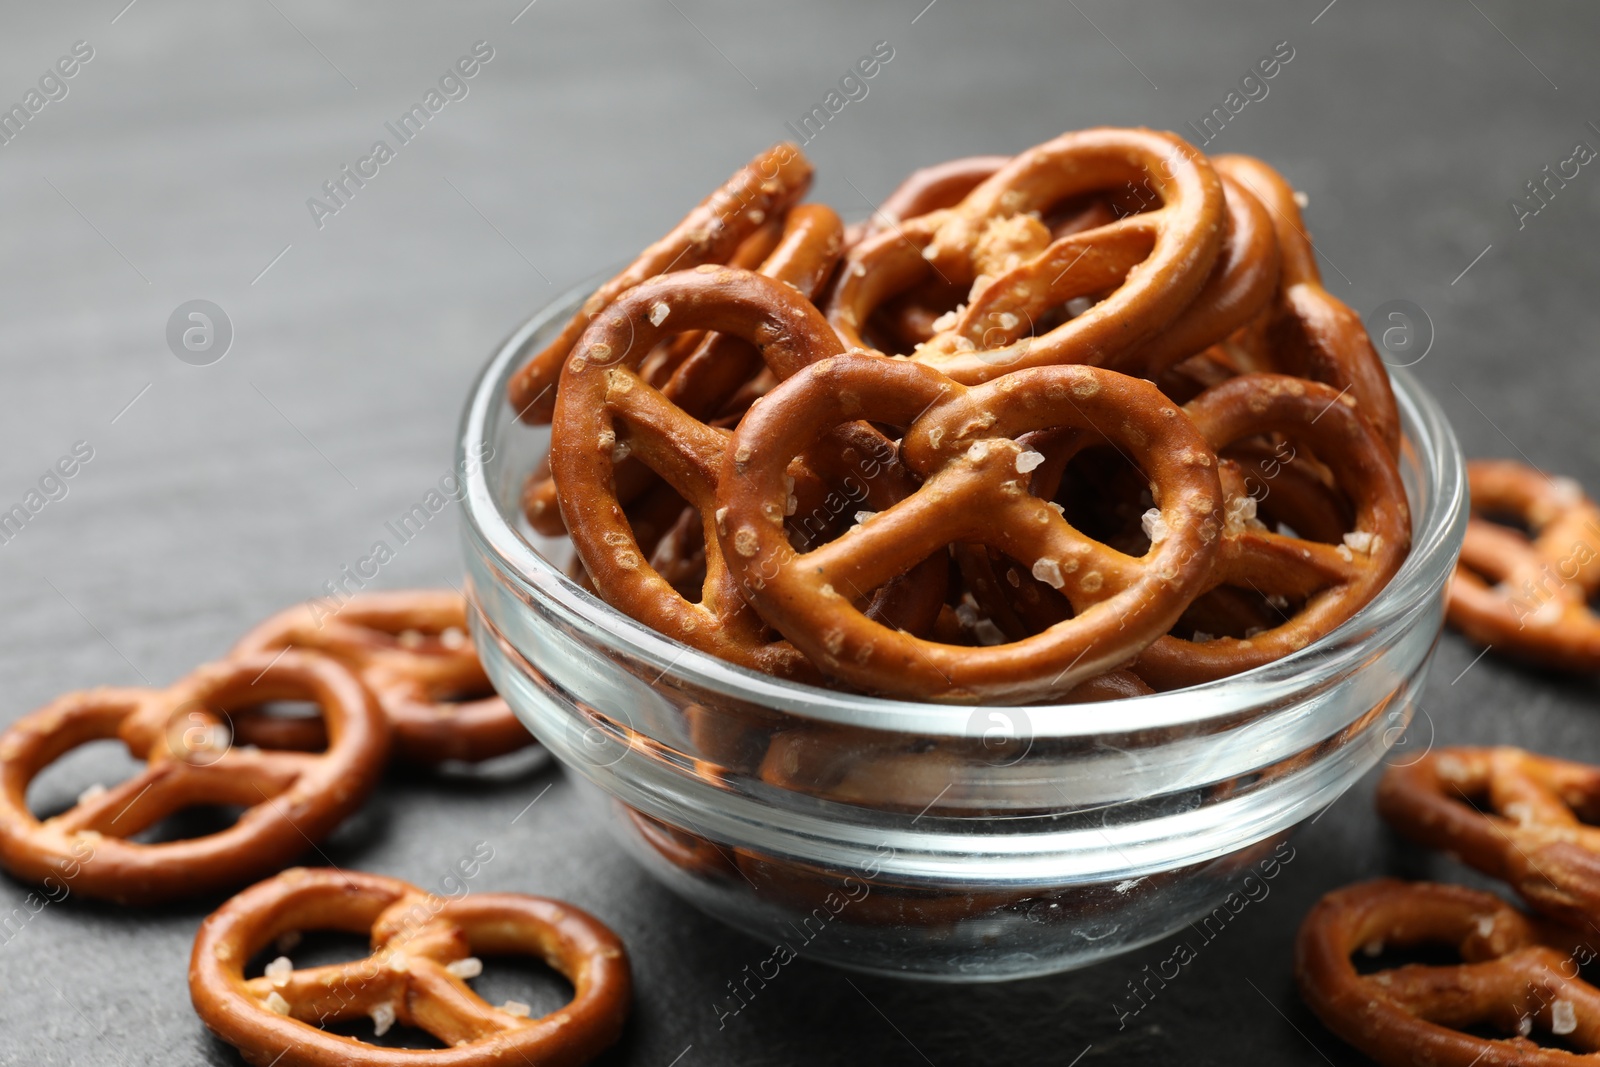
[458,128,1467,980]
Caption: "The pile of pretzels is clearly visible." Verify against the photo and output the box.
[511,129,1412,704]
[1294,461,1600,1065]
[0,591,635,1066]
[1298,745,1600,1065]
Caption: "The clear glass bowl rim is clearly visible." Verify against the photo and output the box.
[459,273,1467,740]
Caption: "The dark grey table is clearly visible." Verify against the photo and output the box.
[2,1,1597,1063]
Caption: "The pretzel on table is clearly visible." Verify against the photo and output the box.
[1212,153,1401,455]
[0,651,387,904]
[828,127,1226,383]
[1447,459,1600,670]
[1296,879,1600,1066]
[714,351,1225,702]
[189,868,630,1067]
[1378,746,1600,928]
[522,201,844,536]
[507,142,814,424]
[549,268,946,680]
[229,590,531,765]
[1133,373,1411,689]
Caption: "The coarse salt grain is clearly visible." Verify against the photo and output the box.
[854,511,877,526]
[446,957,483,979]
[388,952,409,973]
[398,629,424,649]
[1141,508,1168,546]
[371,1003,396,1037]
[1361,939,1383,957]
[1032,558,1065,589]
[649,302,670,327]
[440,627,466,650]
[1015,450,1046,474]
[1191,631,1215,644]
[265,956,293,988]
[77,783,107,804]
[1476,915,1496,937]
[1337,544,1355,563]
[501,1000,532,1018]
[1552,999,1577,1035]
[265,992,291,1015]
[1342,531,1374,554]
[1518,1015,1534,1038]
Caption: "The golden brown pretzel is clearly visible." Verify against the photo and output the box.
[229,591,530,765]
[715,352,1225,702]
[1134,373,1411,689]
[0,652,388,904]
[1212,153,1401,454]
[1121,172,1281,378]
[1296,879,1600,1066]
[550,268,942,678]
[1378,747,1600,928]
[507,142,813,423]
[189,867,630,1067]
[522,202,844,536]
[828,127,1225,383]
[1448,460,1600,670]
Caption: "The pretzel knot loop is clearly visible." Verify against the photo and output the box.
[189,868,631,1067]
[829,127,1226,382]
[1132,372,1410,688]
[714,352,1225,703]
[0,651,388,904]
[1379,747,1600,928]
[1296,880,1600,1067]
[551,267,945,678]
[229,590,531,765]
[1448,459,1600,670]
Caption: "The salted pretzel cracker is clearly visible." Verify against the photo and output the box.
[1212,154,1401,454]
[507,142,813,423]
[229,590,530,765]
[715,352,1225,702]
[190,868,630,1067]
[551,268,943,679]
[1122,171,1281,379]
[522,202,844,536]
[1296,879,1600,1066]
[1134,373,1410,689]
[0,651,387,904]
[828,127,1225,382]
[1448,460,1600,670]
[1379,747,1600,928]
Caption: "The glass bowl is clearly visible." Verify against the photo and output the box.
[457,277,1467,981]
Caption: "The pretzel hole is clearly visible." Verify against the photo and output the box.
[1350,937,1469,977]
[24,738,144,820]
[1050,444,1151,552]
[231,700,329,754]
[1172,587,1287,642]
[466,952,575,1022]
[129,804,250,844]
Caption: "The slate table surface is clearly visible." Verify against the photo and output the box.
[1,1,1597,1063]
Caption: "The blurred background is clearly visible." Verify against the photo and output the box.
[1,2,1597,1064]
